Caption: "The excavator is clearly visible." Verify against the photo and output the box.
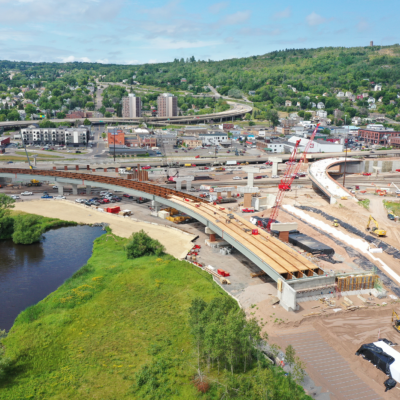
[366,215,386,237]
[392,310,400,333]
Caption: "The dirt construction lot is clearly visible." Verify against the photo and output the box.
[13,200,197,259]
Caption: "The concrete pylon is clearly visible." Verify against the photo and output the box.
[243,167,262,188]
[86,185,92,195]
[270,158,282,176]
[151,200,161,212]
[175,176,194,191]
[57,183,64,196]
[72,184,78,195]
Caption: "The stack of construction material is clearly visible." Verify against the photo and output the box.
[158,210,170,219]
[337,274,377,292]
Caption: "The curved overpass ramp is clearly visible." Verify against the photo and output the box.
[0,168,322,284]
[309,157,362,204]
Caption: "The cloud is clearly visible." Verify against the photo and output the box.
[221,10,251,25]
[273,7,291,20]
[123,60,140,65]
[357,18,370,32]
[306,12,326,26]
[142,0,181,19]
[59,55,91,62]
[208,1,229,14]
[96,58,109,64]
[145,38,221,50]
[239,27,281,37]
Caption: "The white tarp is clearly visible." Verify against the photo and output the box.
[374,341,400,383]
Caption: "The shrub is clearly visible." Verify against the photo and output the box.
[126,230,165,259]
[12,214,43,244]
[0,216,14,240]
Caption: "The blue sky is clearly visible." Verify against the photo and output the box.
[0,0,398,65]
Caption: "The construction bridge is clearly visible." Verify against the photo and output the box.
[0,168,323,283]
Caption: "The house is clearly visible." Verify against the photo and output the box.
[390,100,396,105]
[304,96,310,100]
[316,110,327,118]
[285,100,292,107]
[180,136,202,148]
[374,84,382,91]
[367,97,375,103]
[248,91,256,96]
[292,87,297,93]
[378,96,383,103]
[345,91,353,98]
[323,92,328,97]
[352,116,362,125]
[337,91,345,98]
[363,93,369,98]
[296,102,301,107]
[317,102,325,109]
[357,95,363,100]
[311,102,317,108]
[369,104,377,110]
[181,78,187,83]
[199,132,228,146]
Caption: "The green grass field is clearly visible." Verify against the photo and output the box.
[384,200,400,216]
[15,151,62,158]
[0,232,228,398]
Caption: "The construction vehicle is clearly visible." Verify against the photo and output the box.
[215,167,225,172]
[388,212,395,221]
[266,124,321,231]
[333,219,339,227]
[25,179,42,187]
[366,215,386,237]
[392,310,400,333]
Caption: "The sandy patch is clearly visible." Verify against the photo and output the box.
[14,200,196,259]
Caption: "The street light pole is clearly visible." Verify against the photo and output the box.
[343,114,348,187]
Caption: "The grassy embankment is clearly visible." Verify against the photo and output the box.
[383,200,400,216]
[0,229,310,399]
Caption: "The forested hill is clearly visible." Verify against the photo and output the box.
[1,44,400,121]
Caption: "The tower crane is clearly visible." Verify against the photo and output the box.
[266,124,320,231]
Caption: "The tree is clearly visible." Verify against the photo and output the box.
[12,214,44,244]
[39,119,56,128]
[83,118,91,126]
[304,112,312,121]
[266,110,279,127]
[101,132,106,139]
[104,111,112,117]
[285,344,296,369]
[125,230,165,259]
[56,112,66,119]
[228,88,242,98]
[245,113,251,120]
[248,121,255,126]
[292,356,307,384]
[0,194,15,240]
[86,101,94,110]
[189,298,207,368]
[25,104,37,114]
[99,105,106,115]
[0,193,15,219]
[7,110,20,121]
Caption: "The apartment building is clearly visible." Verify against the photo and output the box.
[122,94,141,118]
[157,93,177,117]
[21,127,89,147]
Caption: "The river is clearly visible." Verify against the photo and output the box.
[0,225,104,331]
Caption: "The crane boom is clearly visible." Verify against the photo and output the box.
[266,124,320,231]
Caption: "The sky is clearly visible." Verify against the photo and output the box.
[0,0,398,65]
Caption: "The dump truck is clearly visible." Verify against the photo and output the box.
[366,215,386,237]
[26,179,41,187]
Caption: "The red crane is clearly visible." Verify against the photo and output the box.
[266,123,320,231]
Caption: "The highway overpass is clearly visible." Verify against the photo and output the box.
[0,168,323,289]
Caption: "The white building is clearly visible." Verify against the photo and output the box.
[265,142,285,153]
[374,84,382,91]
[285,100,292,107]
[199,132,228,145]
[317,102,325,109]
[287,136,343,153]
[316,110,327,118]
[337,91,345,98]
[122,93,142,118]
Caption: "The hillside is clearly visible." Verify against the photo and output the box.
[1,44,400,122]
[0,230,311,399]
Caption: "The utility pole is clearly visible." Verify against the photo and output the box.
[343,114,348,187]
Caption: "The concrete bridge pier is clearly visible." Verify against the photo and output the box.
[271,158,282,176]
[86,185,92,195]
[72,184,78,196]
[57,183,65,196]
[151,200,162,212]
[175,176,194,191]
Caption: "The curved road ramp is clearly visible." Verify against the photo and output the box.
[308,157,362,204]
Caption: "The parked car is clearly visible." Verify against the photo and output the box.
[84,201,92,206]
[52,186,58,189]
[363,173,372,176]
[271,175,280,178]
[10,195,20,199]
[21,191,33,196]
[41,195,53,199]
[75,150,82,154]
[254,176,262,179]
[75,198,85,203]
[54,195,66,200]
[233,176,242,180]
[6,161,13,164]
[242,208,254,213]
[122,194,131,198]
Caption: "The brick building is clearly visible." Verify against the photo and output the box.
[388,136,400,148]
[358,129,400,145]
[107,128,125,147]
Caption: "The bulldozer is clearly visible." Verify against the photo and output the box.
[392,310,400,333]
[366,215,386,237]
[333,219,339,227]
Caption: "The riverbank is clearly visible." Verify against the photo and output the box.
[13,200,196,259]
[0,230,311,400]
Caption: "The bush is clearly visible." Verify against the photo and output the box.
[0,216,14,240]
[12,214,44,244]
[126,230,165,259]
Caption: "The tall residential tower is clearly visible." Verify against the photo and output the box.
[122,93,141,118]
[157,93,177,117]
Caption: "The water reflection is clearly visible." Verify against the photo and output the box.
[0,225,104,331]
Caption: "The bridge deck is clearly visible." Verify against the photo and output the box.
[0,168,321,280]
[169,196,319,277]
